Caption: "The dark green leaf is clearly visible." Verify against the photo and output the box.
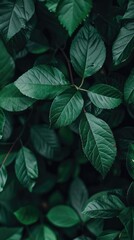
[70,24,106,78]
[123,0,134,20]
[0,110,5,139]
[0,227,23,240]
[83,193,125,218]
[15,65,70,100]
[0,165,8,192]
[0,39,15,87]
[86,219,104,237]
[30,224,57,240]
[15,147,38,192]
[50,89,84,128]
[119,207,134,240]
[45,0,60,12]
[124,68,134,104]
[14,205,39,225]
[97,230,119,240]
[30,124,61,160]
[88,84,122,109]
[126,144,134,179]
[0,84,35,112]
[57,0,92,35]
[47,205,80,227]
[79,113,117,176]
[127,182,134,206]
[0,0,35,41]
[112,23,134,67]
[69,178,88,221]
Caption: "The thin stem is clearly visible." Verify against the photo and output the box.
[79,77,85,88]
[60,48,74,84]
[79,87,88,92]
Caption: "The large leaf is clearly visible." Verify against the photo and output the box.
[123,0,134,20]
[15,147,38,192]
[0,0,35,41]
[83,193,125,218]
[0,84,35,112]
[14,205,39,225]
[79,113,117,176]
[0,227,23,240]
[119,207,134,240]
[112,22,134,67]
[47,205,80,227]
[88,84,122,109]
[15,65,70,100]
[57,0,92,36]
[0,166,8,192]
[124,68,134,104]
[126,144,134,179]
[70,24,106,78]
[0,39,15,87]
[30,124,61,160]
[50,88,84,128]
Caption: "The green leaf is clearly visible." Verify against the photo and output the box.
[14,205,39,225]
[86,219,104,237]
[45,0,60,12]
[30,124,61,160]
[127,182,134,206]
[70,24,106,78]
[69,178,88,221]
[0,110,5,140]
[88,84,122,109]
[123,0,134,20]
[15,147,38,192]
[0,166,8,192]
[97,230,119,240]
[0,84,35,112]
[124,68,134,104]
[83,193,125,218]
[119,207,134,240]
[0,39,15,87]
[30,225,57,240]
[79,113,117,177]
[47,205,80,227]
[0,227,23,240]
[112,22,134,67]
[126,144,134,179]
[0,0,35,41]
[57,0,92,36]
[50,89,84,128]
[14,65,70,100]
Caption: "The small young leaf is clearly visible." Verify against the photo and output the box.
[0,84,35,112]
[14,205,39,225]
[50,89,84,128]
[47,205,80,227]
[88,84,122,109]
[15,147,38,192]
[31,124,61,160]
[0,165,8,192]
[70,24,106,78]
[112,22,134,67]
[0,0,35,41]
[0,110,5,140]
[83,193,125,218]
[126,144,134,179]
[124,68,134,104]
[97,231,119,240]
[79,113,117,177]
[57,0,92,35]
[14,65,70,100]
